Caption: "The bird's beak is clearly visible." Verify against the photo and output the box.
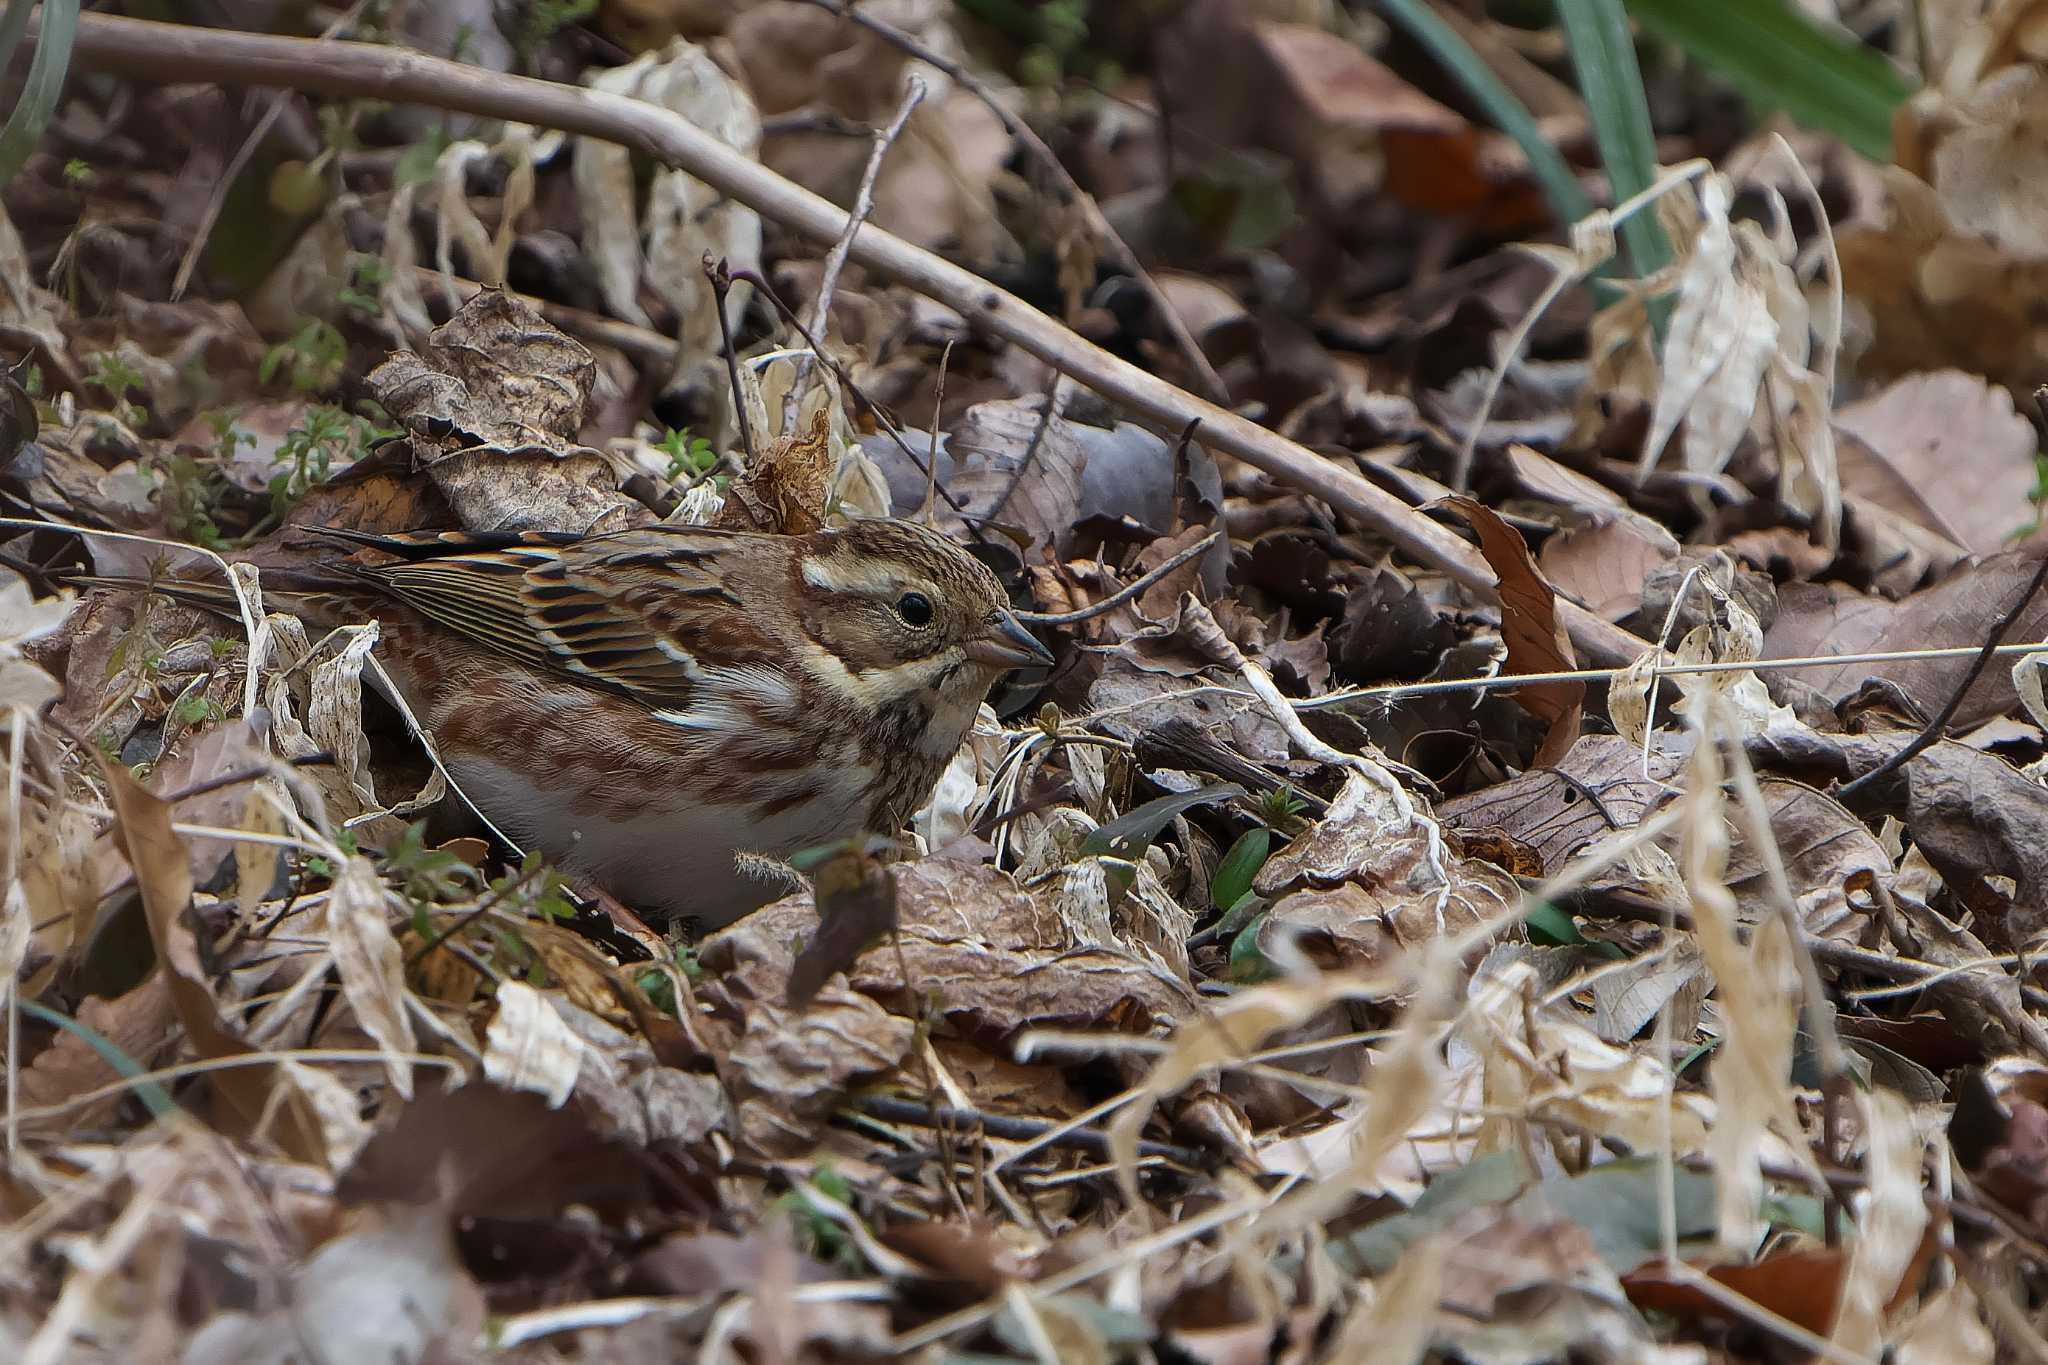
[963,612,1055,670]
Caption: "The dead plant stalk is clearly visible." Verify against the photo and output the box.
[789,75,926,433]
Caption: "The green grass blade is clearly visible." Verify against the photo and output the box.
[17,997,181,1120]
[1625,0,1911,162]
[1554,0,1670,278]
[0,0,79,188]
[0,0,36,96]
[1373,0,1593,227]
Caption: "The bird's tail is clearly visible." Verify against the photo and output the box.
[64,571,249,618]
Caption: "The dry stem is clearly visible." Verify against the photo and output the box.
[788,75,926,434]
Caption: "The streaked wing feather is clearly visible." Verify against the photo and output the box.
[359,528,750,707]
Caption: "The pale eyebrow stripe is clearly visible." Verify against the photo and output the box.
[800,554,904,598]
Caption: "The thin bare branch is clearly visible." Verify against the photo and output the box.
[703,255,758,467]
[1014,531,1220,626]
[792,74,926,435]
[1835,552,2048,804]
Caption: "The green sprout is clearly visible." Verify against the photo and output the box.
[259,318,348,396]
[659,427,720,481]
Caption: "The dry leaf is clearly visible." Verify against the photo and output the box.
[1440,495,1583,765]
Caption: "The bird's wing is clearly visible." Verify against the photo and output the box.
[349,527,773,709]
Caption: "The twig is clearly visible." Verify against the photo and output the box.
[760,110,873,138]
[919,338,955,523]
[799,0,1231,406]
[1835,553,2048,804]
[50,9,1651,667]
[790,75,926,434]
[850,1095,1209,1167]
[1014,531,1220,626]
[1168,418,1201,532]
[702,255,757,467]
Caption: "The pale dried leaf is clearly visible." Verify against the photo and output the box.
[1680,726,1817,1254]
[1609,650,1658,750]
[323,857,418,1098]
[2018,650,2048,730]
[1641,176,1780,478]
[1835,370,2038,557]
[280,1058,375,1170]
[0,575,74,651]
[1830,1087,1929,1354]
[483,980,586,1108]
[1893,1282,1995,1364]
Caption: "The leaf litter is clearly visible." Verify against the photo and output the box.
[4,3,2048,1362]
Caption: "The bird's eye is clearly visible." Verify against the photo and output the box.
[896,591,934,626]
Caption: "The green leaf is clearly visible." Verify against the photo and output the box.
[1210,828,1272,913]
[1540,1154,1719,1272]
[0,0,78,188]
[1082,783,1243,861]
[1626,0,1911,162]
[1374,0,1593,228]
[1226,911,1275,983]
[1554,0,1670,278]
[1331,1149,1537,1274]
[1523,899,1586,946]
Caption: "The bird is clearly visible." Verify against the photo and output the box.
[108,517,1053,930]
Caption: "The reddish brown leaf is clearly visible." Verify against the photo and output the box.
[1440,495,1584,765]
[1623,1248,1849,1337]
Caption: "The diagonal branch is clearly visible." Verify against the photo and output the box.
[49,10,1652,666]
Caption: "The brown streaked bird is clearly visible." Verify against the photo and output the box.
[132,518,1052,929]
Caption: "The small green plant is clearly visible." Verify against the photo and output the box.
[634,946,700,1016]
[61,157,91,187]
[489,851,577,922]
[304,827,359,884]
[658,427,719,481]
[260,318,349,396]
[85,349,147,427]
[1257,786,1309,828]
[2021,452,2048,541]
[205,409,257,462]
[159,454,225,549]
[270,405,378,516]
[395,125,452,188]
[774,1167,861,1271]
[1209,827,1272,915]
[336,253,389,318]
[959,0,1097,87]
[171,692,226,727]
[388,820,482,909]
